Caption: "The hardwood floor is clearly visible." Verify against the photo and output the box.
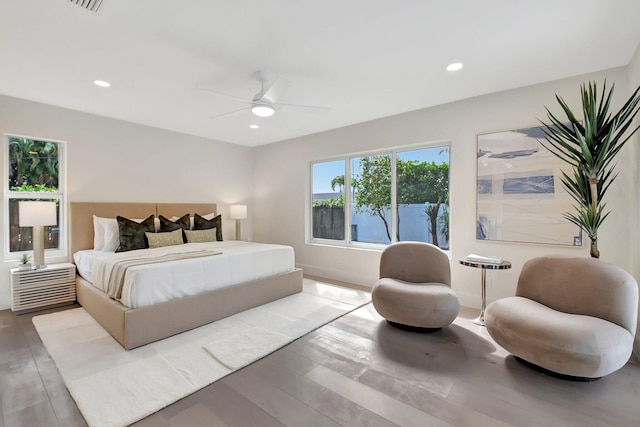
[2,301,640,426]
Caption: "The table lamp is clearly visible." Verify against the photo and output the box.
[19,201,57,269]
[229,204,247,240]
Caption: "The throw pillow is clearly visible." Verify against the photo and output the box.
[145,229,184,249]
[184,228,217,243]
[193,213,223,241]
[159,214,190,242]
[115,215,155,252]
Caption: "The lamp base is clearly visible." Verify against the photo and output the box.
[32,225,46,268]
[235,221,242,241]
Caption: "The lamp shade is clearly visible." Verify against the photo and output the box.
[19,201,57,227]
[229,204,247,220]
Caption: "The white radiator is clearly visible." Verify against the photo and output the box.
[11,264,76,313]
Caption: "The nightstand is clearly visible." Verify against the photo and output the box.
[10,262,76,314]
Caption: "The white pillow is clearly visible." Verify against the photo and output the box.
[93,216,118,250]
[101,218,121,252]
[94,216,158,252]
[93,215,105,250]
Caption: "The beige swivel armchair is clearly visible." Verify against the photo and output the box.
[372,242,459,331]
[485,255,638,379]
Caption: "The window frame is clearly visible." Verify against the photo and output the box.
[308,141,451,251]
[4,133,67,261]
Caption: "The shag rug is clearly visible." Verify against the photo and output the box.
[33,279,370,427]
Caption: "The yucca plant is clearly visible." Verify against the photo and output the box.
[539,81,640,258]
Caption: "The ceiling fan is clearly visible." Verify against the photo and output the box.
[201,72,330,120]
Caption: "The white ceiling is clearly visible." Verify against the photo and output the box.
[1,1,640,147]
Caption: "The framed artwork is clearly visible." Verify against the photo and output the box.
[476,124,582,246]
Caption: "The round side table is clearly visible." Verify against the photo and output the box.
[459,259,512,326]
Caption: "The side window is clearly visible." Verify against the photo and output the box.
[312,160,346,241]
[6,136,64,256]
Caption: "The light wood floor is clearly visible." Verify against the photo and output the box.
[2,301,640,427]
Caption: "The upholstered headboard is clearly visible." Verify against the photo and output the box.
[69,202,217,256]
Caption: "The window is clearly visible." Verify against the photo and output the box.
[310,144,450,249]
[312,160,346,240]
[5,135,65,258]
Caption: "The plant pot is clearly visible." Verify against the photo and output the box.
[18,263,32,271]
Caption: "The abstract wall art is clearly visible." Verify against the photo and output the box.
[476,125,582,246]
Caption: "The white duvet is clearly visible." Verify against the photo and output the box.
[73,241,295,309]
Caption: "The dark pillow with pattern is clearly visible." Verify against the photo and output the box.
[159,214,190,243]
[115,215,155,252]
[193,213,223,241]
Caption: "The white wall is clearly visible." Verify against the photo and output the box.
[0,94,253,309]
[628,43,640,359]
[252,66,634,309]
[2,64,638,316]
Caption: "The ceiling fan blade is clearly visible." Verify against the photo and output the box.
[210,107,250,119]
[260,78,292,104]
[195,87,251,104]
[277,102,331,114]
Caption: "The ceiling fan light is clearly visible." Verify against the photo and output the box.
[251,104,275,117]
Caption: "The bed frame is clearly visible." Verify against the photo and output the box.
[69,202,303,350]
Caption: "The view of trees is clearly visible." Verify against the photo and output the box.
[9,136,59,191]
[7,136,61,253]
[314,154,449,246]
[352,155,393,240]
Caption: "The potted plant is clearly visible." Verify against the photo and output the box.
[539,81,640,258]
[19,253,32,270]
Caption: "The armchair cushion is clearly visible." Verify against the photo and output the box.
[485,255,638,379]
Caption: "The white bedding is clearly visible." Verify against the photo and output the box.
[73,241,295,309]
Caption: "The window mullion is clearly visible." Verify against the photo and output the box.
[390,151,397,243]
[345,157,352,243]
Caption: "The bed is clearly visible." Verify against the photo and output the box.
[70,202,303,350]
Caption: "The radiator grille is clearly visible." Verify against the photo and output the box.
[69,0,104,13]
[11,265,76,313]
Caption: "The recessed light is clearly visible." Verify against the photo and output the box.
[94,80,111,87]
[249,124,259,129]
[446,62,463,72]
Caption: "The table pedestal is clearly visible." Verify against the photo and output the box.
[472,269,488,326]
[459,258,512,327]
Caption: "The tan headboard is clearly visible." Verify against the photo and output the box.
[69,202,217,256]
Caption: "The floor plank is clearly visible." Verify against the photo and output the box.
[4,292,640,427]
[306,364,454,427]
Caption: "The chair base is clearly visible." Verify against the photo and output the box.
[387,320,441,333]
[514,356,601,382]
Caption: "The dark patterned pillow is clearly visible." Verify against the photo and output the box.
[193,213,223,241]
[115,215,155,252]
[159,214,190,242]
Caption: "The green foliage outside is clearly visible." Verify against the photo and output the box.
[314,156,449,245]
[353,155,393,240]
[8,137,59,191]
[8,137,60,253]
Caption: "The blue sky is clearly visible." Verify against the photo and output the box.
[312,146,449,193]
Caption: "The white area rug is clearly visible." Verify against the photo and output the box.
[33,279,370,427]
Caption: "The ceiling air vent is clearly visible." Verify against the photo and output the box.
[69,0,104,13]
